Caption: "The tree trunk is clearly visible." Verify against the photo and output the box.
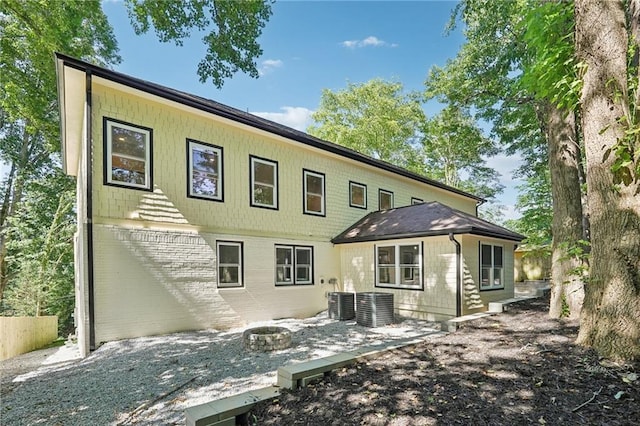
[575,0,640,360]
[545,103,585,319]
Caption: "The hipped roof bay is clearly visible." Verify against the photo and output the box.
[332,201,525,244]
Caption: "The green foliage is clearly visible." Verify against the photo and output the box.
[559,239,591,279]
[3,171,76,334]
[504,170,553,247]
[520,1,580,110]
[308,79,426,172]
[126,0,273,88]
[421,105,503,202]
[0,0,120,333]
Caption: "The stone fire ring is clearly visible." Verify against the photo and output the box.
[242,326,292,352]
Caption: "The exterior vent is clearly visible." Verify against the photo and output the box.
[356,292,394,327]
[328,292,355,320]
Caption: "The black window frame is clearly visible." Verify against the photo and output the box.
[378,189,394,210]
[274,244,314,286]
[479,242,505,291]
[216,240,244,288]
[374,242,424,290]
[103,117,153,191]
[349,181,367,209]
[186,139,224,202]
[302,169,326,216]
[249,155,279,210]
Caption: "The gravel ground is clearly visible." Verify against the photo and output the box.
[0,312,441,425]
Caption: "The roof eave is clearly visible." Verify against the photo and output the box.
[332,227,525,245]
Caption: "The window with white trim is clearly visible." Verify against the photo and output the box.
[250,156,278,209]
[104,118,152,190]
[480,243,504,290]
[303,169,325,216]
[187,139,223,201]
[349,181,367,209]
[375,243,422,289]
[216,241,243,288]
[275,245,314,286]
[379,189,393,210]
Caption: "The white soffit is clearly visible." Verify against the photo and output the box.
[59,64,86,177]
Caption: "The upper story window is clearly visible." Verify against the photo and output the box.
[250,155,278,209]
[349,181,367,209]
[104,117,152,191]
[216,241,243,288]
[303,169,325,216]
[480,243,504,290]
[275,245,314,286]
[375,243,423,290]
[411,197,424,205]
[187,139,223,201]
[379,189,394,210]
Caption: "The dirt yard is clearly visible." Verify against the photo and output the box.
[248,297,639,425]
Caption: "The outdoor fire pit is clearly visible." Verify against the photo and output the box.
[242,326,292,352]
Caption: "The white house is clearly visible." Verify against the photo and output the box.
[55,54,524,356]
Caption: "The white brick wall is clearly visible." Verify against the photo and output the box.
[91,225,337,344]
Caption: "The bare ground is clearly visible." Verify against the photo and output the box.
[248,296,639,425]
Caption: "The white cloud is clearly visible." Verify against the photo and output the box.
[252,107,315,131]
[258,59,283,76]
[341,35,397,49]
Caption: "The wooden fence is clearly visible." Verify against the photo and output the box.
[0,316,58,361]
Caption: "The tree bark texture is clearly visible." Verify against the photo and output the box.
[545,104,585,319]
[575,0,640,360]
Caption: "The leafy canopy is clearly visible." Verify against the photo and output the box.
[126,0,273,87]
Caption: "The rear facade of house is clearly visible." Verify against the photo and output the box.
[56,54,523,356]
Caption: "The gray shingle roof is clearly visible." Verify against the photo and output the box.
[331,201,525,244]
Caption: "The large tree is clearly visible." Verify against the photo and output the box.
[421,105,503,203]
[0,0,120,302]
[125,0,273,87]
[426,0,587,319]
[574,0,640,360]
[308,79,426,172]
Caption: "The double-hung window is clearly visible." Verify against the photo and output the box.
[275,245,314,286]
[250,156,278,209]
[375,243,422,289]
[480,243,504,290]
[187,139,223,201]
[104,118,153,190]
[303,169,325,216]
[216,241,243,288]
[379,189,394,210]
[349,181,367,209]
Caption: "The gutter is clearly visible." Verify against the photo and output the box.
[449,233,462,317]
[85,71,96,350]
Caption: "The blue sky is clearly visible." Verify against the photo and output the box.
[5,1,523,220]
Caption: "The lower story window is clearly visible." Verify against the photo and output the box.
[217,241,243,288]
[480,243,504,290]
[275,245,314,285]
[376,243,422,289]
